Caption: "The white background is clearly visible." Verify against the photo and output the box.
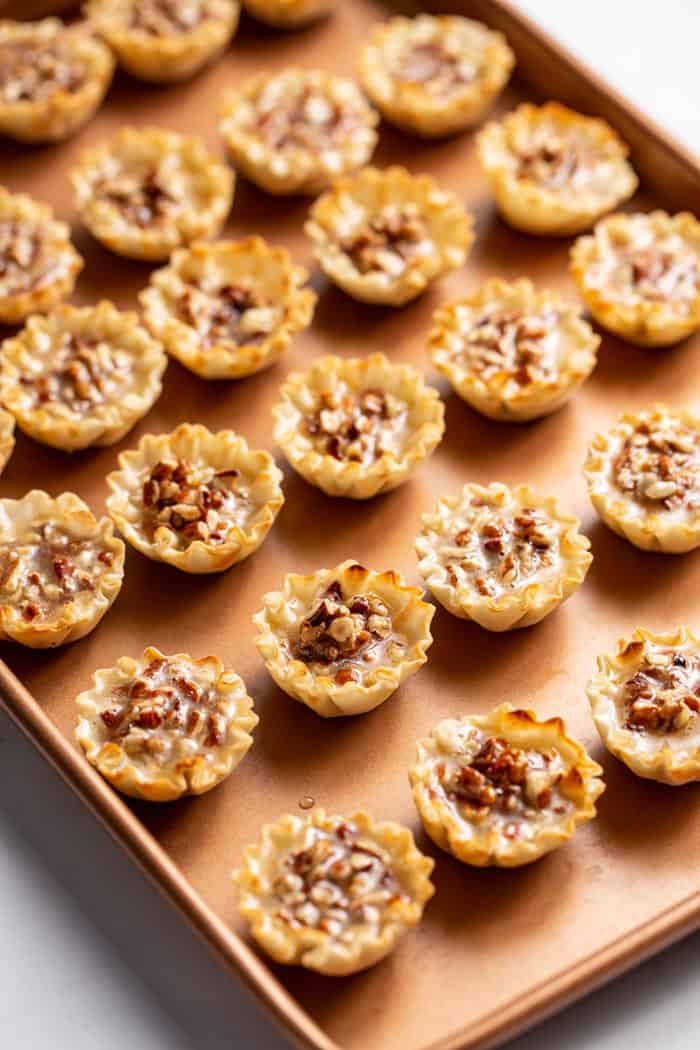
[2,3,700,1049]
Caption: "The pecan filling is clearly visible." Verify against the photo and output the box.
[177,282,282,348]
[0,521,111,623]
[141,458,250,547]
[0,220,54,295]
[455,306,560,386]
[395,41,478,96]
[0,41,86,103]
[254,85,356,154]
[97,656,228,763]
[436,734,569,834]
[341,204,432,278]
[19,331,135,416]
[303,387,407,464]
[444,499,559,596]
[622,644,700,733]
[129,0,207,34]
[273,820,404,937]
[515,130,596,191]
[608,238,700,305]
[96,165,181,228]
[612,420,700,510]
[294,580,405,682]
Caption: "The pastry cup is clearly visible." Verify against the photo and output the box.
[0,301,166,452]
[72,125,234,261]
[305,165,474,306]
[233,808,434,975]
[253,559,434,717]
[75,645,257,801]
[139,236,316,380]
[477,101,638,236]
[410,703,604,867]
[428,277,600,422]
[107,422,284,574]
[584,403,700,553]
[272,352,445,499]
[0,187,83,325]
[358,13,514,139]
[587,627,700,785]
[241,0,333,29]
[84,0,240,83]
[570,211,700,347]
[416,481,592,631]
[219,68,378,197]
[0,489,124,649]
[0,18,114,143]
[0,409,15,475]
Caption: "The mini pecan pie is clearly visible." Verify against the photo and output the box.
[0,188,83,325]
[85,0,240,83]
[584,404,700,553]
[358,14,514,139]
[429,277,600,422]
[139,237,316,379]
[233,808,434,974]
[0,18,114,143]
[416,482,592,631]
[588,627,700,785]
[254,560,433,717]
[0,302,166,452]
[107,422,283,573]
[306,166,474,306]
[273,353,444,499]
[0,490,124,649]
[219,68,378,197]
[72,126,233,261]
[571,211,700,346]
[75,646,257,801]
[241,0,333,27]
[477,102,638,236]
[410,703,604,867]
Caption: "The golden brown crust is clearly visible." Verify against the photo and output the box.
[571,211,700,346]
[0,409,14,476]
[477,101,638,236]
[416,481,592,631]
[233,808,434,974]
[358,13,514,139]
[241,0,333,28]
[0,18,114,143]
[428,277,599,422]
[410,703,604,867]
[139,237,316,379]
[75,645,257,800]
[253,559,434,717]
[272,352,445,499]
[72,125,234,261]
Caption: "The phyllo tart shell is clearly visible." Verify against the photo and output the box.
[305,165,474,306]
[0,188,83,325]
[272,352,445,499]
[0,17,114,143]
[0,409,14,475]
[233,808,434,975]
[72,125,233,261]
[0,301,166,452]
[84,0,240,83]
[75,645,257,801]
[139,236,316,380]
[219,68,378,197]
[0,489,124,649]
[428,277,600,422]
[416,481,592,631]
[570,211,700,346]
[410,703,604,867]
[106,422,284,573]
[584,403,700,553]
[358,13,514,139]
[587,626,700,785]
[241,0,333,27]
[477,101,638,236]
[253,559,434,717]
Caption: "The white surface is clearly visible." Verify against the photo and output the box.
[2,4,700,1050]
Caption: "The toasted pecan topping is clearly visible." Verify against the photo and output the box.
[601,230,700,306]
[129,0,208,34]
[612,419,700,510]
[455,306,560,386]
[515,127,596,191]
[395,41,477,95]
[0,220,50,294]
[623,647,700,733]
[19,330,135,414]
[0,40,86,103]
[177,282,282,348]
[96,164,180,228]
[303,386,407,465]
[341,203,432,277]
[253,82,357,154]
[141,457,248,547]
